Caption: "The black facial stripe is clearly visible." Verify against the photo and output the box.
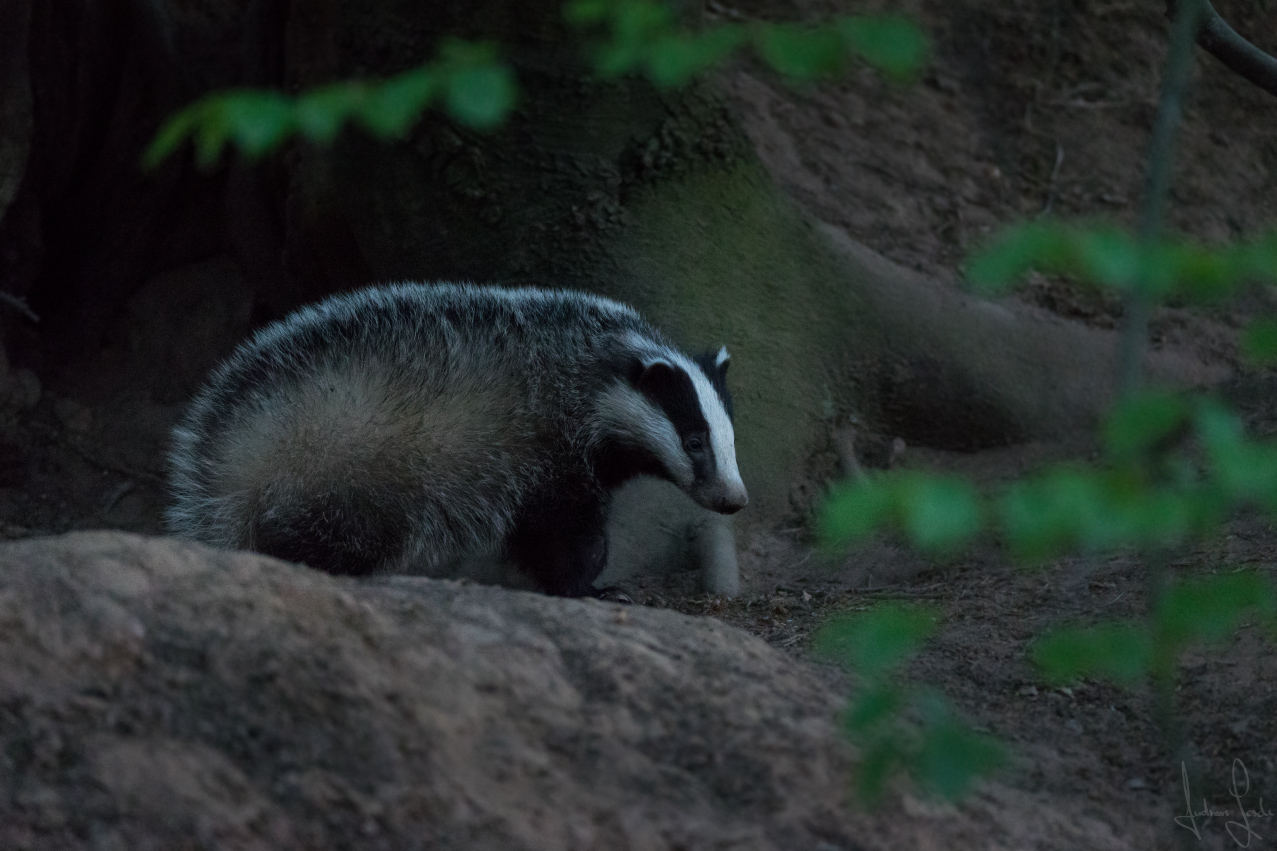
[639,363,709,439]
[693,350,734,421]
[689,441,715,484]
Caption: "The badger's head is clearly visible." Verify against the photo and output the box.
[594,343,748,514]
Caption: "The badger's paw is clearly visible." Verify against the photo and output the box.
[590,585,633,604]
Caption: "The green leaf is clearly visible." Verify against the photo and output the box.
[1242,318,1277,365]
[144,38,517,168]
[562,0,611,26]
[1102,390,1189,463]
[839,16,929,80]
[965,222,1150,294]
[1156,572,1277,649]
[445,64,517,129]
[897,475,982,554]
[192,102,233,169]
[1196,401,1277,510]
[1196,399,1246,459]
[1118,485,1202,549]
[968,223,1277,302]
[568,3,926,90]
[1032,622,1152,686]
[757,23,847,80]
[1230,233,1277,288]
[819,478,894,548]
[1074,227,1142,292]
[814,603,938,677]
[646,26,745,87]
[964,221,1069,292]
[585,0,676,76]
[1002,466,1213,560]
[221,91,295,158]
[915,721,1005,800]
[843,684,905,734]
[357,69,438,138]
[142,103,203,170]
[1159,241,1232,301]
[999,468,1109,562]
[612,0,675,42]
[296,83,361,143]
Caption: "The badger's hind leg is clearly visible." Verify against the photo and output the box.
[251,489,405,577]
[508,491,610,597]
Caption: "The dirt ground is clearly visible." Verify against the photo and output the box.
[4,0,1277,847]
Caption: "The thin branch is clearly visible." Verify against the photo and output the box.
[1037,141,1065,218]
[1178,0,1277,98]
[1120,0,1203,397]
[0,292,39,322]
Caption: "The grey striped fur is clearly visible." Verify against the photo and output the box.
[166,282,746,595]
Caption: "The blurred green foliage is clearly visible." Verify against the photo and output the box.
[144,40,515,169]
[1242,316,1277,364]
[966,221,1277,301]
[1033,571,1277,686]
[822,214,1277,802]
[821,472,980,556]
[565,0,927,86]
[823,393,1277,562]
[145,1,926,169]
[815,604,1004,802]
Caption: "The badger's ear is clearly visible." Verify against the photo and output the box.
[640,352,677,371]
[636,358,679,400]
[714,345,730,376]
[615,351,675,385]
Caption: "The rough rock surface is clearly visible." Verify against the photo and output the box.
[0,532,1169,850]
[0,532,854,851]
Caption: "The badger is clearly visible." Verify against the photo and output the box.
[166,282,747,597]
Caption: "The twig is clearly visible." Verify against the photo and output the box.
[63,437,166,488]
[1038,142,1065,217]
[0,292,39,323]
[1169,0,1277,98]
[832,426,866,482]
[1120,0,1204,397]
[853,588,948,600]
[787,552,814,570]
[102,481,136,513]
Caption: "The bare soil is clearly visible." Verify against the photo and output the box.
[4,1,1277,848]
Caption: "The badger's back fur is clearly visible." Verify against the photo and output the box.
[167,283,746,596]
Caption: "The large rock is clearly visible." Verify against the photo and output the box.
[0,533,1155,850]
[0,532,853,850]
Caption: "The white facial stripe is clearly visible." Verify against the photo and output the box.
[592,383,694,486]
[680,356,746,497]
[715,346,730,368]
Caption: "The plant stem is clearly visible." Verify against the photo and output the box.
[1119,0,1204,397]
[1131,10,1206,842]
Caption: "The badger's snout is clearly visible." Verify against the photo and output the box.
[719,484,748,514]
[696,480,748,515]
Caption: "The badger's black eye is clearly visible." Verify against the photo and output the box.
[684,436,704,454]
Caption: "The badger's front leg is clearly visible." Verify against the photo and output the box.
[508,491,610,597]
